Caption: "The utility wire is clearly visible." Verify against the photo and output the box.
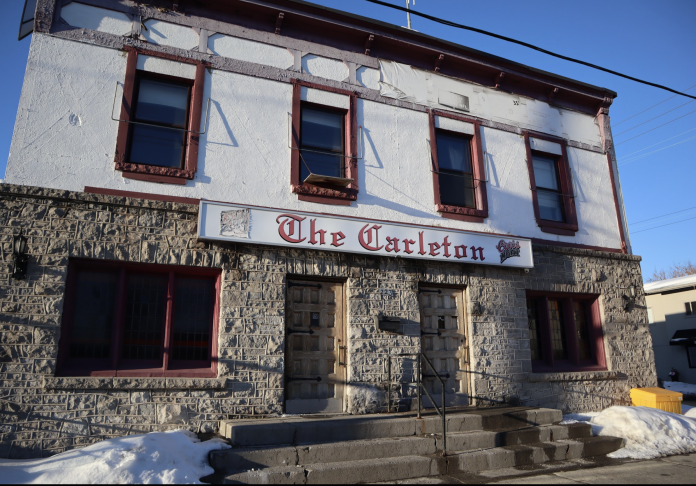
[632,215,696,234]
[618,127,696,160]
[616,108,696,145]
[364,0,696,101]
[631,205,696,226]
[615,99,694,136]
[619,135,696,166]
[614,84,696,126]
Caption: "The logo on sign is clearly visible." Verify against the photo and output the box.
[496,239,521,264]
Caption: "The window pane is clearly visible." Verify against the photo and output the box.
[130,125,185,168]
[526,299,543,361]
[687,302,693,315]
[69,271,117,359]
[299,150,343,179]
[573,301,592,361]
[172,278,214,361]
[439,171,475,208]
[135,79,189,127]
[437,133,472,173]
[537,189,565,222]
[122,275,168,361]
[301,107,343,152]
[548,300,568,360]
[532,155,559,190]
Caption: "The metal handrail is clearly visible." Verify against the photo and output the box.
[386,353,448,456]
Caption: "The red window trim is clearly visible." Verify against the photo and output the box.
[523,132,578,235]
[428,110,488,221]
[526,291,606,373]
[114,47,206,184]
[56,259,220,378]
[290,79,359,205]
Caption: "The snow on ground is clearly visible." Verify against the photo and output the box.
[0,430,230,484]
[562,406,696,460]
[664,381,696,396]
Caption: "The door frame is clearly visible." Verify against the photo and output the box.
[284,275,348,413]
[417,282,472,407]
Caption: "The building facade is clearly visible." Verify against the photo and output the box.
[0,0,656,458]
[645,275,696,384]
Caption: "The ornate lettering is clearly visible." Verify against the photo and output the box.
[442,236,451,258]
[402,238,416,254]
[385,236,400,253]
[358,224,384,251]
[309,219,326,245]
[331,231,346,247]
[428,242,441,256]
[470,246,485,261]
[418,232,426,255]
[276,214,306,243]
[454,245,468,259]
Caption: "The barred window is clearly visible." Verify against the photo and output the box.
[525,292,605,371]
[57,260,219,377]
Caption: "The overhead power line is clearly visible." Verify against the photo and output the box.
[615,99,694,136]
[631,205,696,225]
[615,108,696,145]
[364,0,696,101]
[631,215,696,234]
[619,135,696,166]
[618,127,696,160]
[614,83,696,126]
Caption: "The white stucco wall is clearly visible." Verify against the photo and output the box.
[208,34,294,70]
[5,34,623,249]
[61,3,132,36]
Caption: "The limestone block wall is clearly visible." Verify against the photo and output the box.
[0,184,655,459]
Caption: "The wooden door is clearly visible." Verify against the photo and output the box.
[419,287,469,408]
[285,279,346,414]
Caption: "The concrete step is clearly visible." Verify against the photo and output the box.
[221,407,562,447]
[219,436,624,484]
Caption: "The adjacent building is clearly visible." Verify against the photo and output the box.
[0,0,656,458]
[645,275,696,384]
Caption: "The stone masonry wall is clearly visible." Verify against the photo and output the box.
[0,183,656,458]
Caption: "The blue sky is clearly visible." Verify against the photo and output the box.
[1,0,695,280]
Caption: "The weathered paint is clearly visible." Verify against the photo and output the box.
[301,87,349,109]
[137,55,196,79]
[5,34,622,250]
[529,137,563,156]
[142,19,198,51]
[357,66,380,90]
[208,33,294,70]
[60,2,132,36]
[379,60,603,149]
[434,115,474,135]
[302,54,349,83]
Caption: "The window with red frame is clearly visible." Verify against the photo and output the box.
[525,292,606,371]
[57,260,219,377]
[428,111,488,222]
[114,48,205,185]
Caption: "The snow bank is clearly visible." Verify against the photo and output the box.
[564,406,696,460]
[0,430,230,484]
[664,381,696,397]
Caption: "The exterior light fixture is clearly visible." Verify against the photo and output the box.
[11,231,29,280]
[620,284,636,312]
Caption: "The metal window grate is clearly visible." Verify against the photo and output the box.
[69,271,118,359]
[171,278,213,361]
[573,301,592,360]
[548,300,568,360]
[122,275,168,360]
[526,299,543,361]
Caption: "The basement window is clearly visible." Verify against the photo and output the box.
[57,259,220,377]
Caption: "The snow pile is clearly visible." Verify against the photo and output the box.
[563,406,696,460]
[664,381,696,397]
[0,430,230,484]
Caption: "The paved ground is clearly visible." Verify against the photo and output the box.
[378,453,696,484]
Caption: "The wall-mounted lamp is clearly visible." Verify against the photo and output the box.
[11,231,29,280]
[620,284,636,312]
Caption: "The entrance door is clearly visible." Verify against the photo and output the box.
[285,279,346,414]
[419,287,469,408]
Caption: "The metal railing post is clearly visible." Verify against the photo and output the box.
[387,356,392,413]
[416,356,421,419]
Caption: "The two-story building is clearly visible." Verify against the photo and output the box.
[0,0,656,458]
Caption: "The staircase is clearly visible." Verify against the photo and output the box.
[207,407,623,484]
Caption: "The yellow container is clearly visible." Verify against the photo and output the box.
[630,387,683,414]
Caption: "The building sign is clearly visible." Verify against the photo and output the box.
[198,201,534,268]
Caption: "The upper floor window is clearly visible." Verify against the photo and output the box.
[57,260,220,378]
[129,75,192,169]
[290,80,358,206]
[300,105,345,181]
[428,111,488,222]
[436,131,475,208]
[526,292,606,372]
[532,153,565,222]
[115,48,205,185]
[686,302,696,316]
[524,134,578,236]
